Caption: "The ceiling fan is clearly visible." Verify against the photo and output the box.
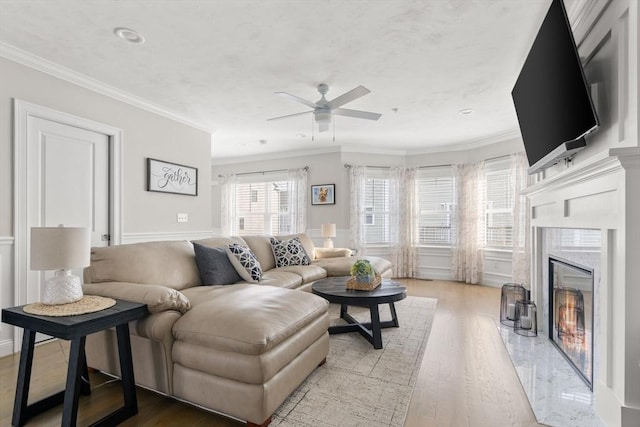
[267,84,382,132]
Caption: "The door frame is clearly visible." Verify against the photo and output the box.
[13,99,122,350]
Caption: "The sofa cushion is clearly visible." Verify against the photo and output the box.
[172,315,328,385]
[269,237,311,267]
[175,284,329,355]
[314,247,352,259]
[192,236,247,249]
[83,282,190,314]
[240,235,276,271]
[83,240,201,290]
[226,244,262,282]
[259,270,303,289]
[313,255,393,277]
[193,243,241,285]
[272,265,327,283]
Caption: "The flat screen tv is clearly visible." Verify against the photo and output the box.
[512,0,599,174]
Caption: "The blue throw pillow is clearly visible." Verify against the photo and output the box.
[193,243,242,285]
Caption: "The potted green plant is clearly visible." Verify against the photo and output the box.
[350,259,375,283]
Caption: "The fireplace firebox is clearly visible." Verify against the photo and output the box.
[548,256,594,389]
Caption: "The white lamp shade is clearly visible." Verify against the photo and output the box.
[321,223,336,238]
[30,227,91,270]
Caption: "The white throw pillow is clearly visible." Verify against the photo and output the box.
[270,237,311,267]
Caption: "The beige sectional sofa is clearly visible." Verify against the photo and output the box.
[82,233,392,426]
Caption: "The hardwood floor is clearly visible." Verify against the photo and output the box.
[0,280,542,426]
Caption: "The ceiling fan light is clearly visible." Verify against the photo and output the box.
[315,111,331,124]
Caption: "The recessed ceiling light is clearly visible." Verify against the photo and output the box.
[114,27,145,44]
[458,108,474,115]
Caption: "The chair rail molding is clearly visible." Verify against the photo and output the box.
[122,230,214,244]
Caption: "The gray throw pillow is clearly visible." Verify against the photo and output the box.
[193,243,242,285]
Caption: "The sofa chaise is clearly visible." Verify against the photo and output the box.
[82,233,392,426]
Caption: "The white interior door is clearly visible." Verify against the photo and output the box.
[26,117,110,340]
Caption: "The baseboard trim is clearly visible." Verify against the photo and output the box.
[0,338,14,357]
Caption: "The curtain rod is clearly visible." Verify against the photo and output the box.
[343,163,390,169]
[344,154,512,171]
[219,166,308,178]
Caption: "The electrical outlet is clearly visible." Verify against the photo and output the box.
[177,213,188,223]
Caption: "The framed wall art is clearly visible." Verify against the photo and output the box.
[146,158,198,196]
[311,184,335,205]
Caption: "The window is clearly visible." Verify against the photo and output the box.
[362,173,390,244]
[485,158,513,247]
[417,166,455,245]
[233,178,292,235]
[364,207,375,225]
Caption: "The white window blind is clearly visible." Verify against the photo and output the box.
[485,158,513,247]
[234,174,292,236]
[417,166,455,245]
[362,172,390,244]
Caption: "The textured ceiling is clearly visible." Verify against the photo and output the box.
[0,0,556,159]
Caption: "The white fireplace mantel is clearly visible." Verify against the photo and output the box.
[525,147,640,427]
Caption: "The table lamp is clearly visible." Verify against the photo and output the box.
[321,223,336,248]
[30,226,91,305]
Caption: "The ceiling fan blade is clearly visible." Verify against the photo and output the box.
[326,85,371,109]
[318,121,330,132]
[275,92,317,109]
[333,108,382,121]
[267,111,313,121]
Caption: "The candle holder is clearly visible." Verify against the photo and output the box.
[514,300,538,337]
[500,283,527,327]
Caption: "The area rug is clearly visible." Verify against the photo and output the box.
[272,296,437,427]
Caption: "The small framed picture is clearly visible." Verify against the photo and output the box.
[311,184,335,205]
[147,158,198,196]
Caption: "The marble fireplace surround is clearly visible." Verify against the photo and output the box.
[525,147,640,427]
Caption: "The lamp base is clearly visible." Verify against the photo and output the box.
[323,238,334,248]
[42,269,83,305]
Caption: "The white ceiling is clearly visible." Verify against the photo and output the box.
[0,0,559,160]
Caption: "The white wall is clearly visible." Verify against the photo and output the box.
[0,56,213,355]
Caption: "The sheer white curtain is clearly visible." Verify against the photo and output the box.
[220,167,307,236]
[348,165,367,256]
[390,167,419,277]
[287,167,308,233]
[219,173,237,236]
[451,161,486,284]
[510,152,531,287]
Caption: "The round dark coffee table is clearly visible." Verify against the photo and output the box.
[312,276,407,349]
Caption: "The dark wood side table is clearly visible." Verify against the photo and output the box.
[2,299,148,427]
[312,277,407,349]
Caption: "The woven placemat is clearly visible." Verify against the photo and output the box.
[23,295,116,317]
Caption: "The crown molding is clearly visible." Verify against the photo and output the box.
[566,0,612,47]
[407,129,522,155]
[0,41,215,134]
[211,145,342,165]
[340,144,407,156]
